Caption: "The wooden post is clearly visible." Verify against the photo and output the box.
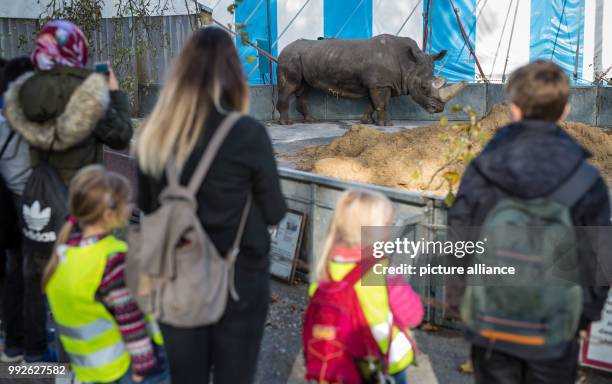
[423,0,431,51]
[574,0,584,81]
[449,0,488,83]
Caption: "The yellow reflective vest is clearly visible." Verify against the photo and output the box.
[309,260,415,374]
[46,235,160,383]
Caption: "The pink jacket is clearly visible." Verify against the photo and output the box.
[331,246,424,329]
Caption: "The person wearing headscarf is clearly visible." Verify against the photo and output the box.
[1,20,132,363]
[4,19,132,185]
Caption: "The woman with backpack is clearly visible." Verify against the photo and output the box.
[135,26,286,384]
[1,20,133,364]
[305,189,424,384]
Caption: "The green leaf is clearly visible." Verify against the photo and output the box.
[443,171,460,186]
[464,152,474,165]
[451,104,462,113]
[440,116,448,126]
[245,55,256,64]
[478,131,491,144]
[240,31,250,44]
[444,190,456,207]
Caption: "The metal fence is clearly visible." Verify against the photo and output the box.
[278,167,612,328]
[278,167,450,325]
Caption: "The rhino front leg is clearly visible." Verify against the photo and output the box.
[369,87,392,126]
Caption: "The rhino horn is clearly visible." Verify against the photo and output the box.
[432,77,447,89]
[438,81,468,102]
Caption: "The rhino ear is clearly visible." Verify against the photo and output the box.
[408,45,426,64]
[430,50,447,61]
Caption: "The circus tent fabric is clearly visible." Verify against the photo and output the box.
[205,0,611,85]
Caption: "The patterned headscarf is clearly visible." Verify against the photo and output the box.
[31,20,89,70]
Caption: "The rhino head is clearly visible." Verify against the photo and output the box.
[406,50,468,114]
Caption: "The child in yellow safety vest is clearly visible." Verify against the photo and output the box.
[310,189,424,384]
[42,165,167,384]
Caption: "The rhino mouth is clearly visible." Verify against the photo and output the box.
[426,99,445,113]
[424,80,468,113]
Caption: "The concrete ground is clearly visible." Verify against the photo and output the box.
[265,120,433,167]
[0,269,609,384]
[256,280,612,384]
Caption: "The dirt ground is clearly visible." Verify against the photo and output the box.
[0,278,609,384]
[256,280,612,384]
[282,104,612,194]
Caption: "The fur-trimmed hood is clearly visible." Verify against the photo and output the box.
[3,71,110,151]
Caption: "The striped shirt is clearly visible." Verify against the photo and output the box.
[67,233,157,374]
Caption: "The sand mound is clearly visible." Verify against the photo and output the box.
[560,121,612,178]
[291,103,612,194]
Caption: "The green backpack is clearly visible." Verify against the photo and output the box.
[461,162,599,348]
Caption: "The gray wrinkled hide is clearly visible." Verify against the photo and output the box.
[276,34,463,126]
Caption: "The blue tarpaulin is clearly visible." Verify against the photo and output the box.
[428,0,477,82]
[323,0,373,39]
[530,0,584,82]
[236,0,594,85]
[235,0,277,85]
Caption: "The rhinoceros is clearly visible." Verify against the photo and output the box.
[276,34,467,125]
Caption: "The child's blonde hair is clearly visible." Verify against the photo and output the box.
[42,165,131,288]
[314,189,393,281]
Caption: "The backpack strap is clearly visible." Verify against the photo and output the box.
[226,192,252,301]
[184,112,245,301]
[0,131,15,159]
[164,112,247,301]
[549,161,599,207]
[165,112,242,190]
[342,256,379,286]
[187,112,242,194]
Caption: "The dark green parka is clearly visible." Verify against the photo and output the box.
[3,66,132,184]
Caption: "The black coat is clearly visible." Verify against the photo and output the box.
[3,66,132,185]
[138,108,287,270]
[448,119,611,357]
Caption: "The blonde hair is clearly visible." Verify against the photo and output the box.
[314,189,393,281]
[135,27,249,177]
[42,165,131,288]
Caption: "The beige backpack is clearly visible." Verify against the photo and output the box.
[126,113,251,327]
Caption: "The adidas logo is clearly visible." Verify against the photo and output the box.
[22,201,56,243]
[23,201,51,231]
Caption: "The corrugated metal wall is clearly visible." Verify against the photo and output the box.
[0,18,38,59]
[0,15,193,85]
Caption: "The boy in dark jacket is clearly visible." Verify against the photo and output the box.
[448,61,610,384]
